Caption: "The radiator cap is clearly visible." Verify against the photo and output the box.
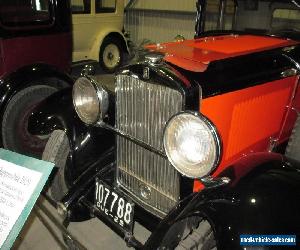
[145,52,164,65]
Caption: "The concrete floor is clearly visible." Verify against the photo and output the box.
[12,196,150,250]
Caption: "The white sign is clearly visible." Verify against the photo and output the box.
[0,159,42,247]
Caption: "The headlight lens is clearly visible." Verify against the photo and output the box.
[163,112,221,178]
[73,77,108,124]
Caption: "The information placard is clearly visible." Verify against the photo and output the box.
[0,149,54,249]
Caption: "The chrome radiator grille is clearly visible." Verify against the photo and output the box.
[116,75,183,216]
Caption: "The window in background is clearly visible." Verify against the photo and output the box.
[272,9,300,31]
[71,0,91,14]
[96,0,116,13]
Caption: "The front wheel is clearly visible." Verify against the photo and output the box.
[42,129,70,201]
[159,217,216,250]
[99,37,125,73]
[2,85,58,157]
[175,219,216,250]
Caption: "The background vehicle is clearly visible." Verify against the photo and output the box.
[196,0,300,37]
[29,0,300,249]
[71,0,128,72]
[0,0,72,157]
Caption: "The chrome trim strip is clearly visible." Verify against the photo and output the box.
[97,122,167,158]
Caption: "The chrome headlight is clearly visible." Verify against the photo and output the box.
[73,77,108,124]
[163,112,221,178]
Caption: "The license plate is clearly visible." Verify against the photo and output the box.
[95,179,134,232]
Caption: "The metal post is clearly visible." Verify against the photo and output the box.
[232,0,238,30]
[217,0,227,30]
[195,0,207,37]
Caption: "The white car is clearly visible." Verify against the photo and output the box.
[71,0,128,72]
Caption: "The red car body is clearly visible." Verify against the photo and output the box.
[148,34,300,191]
[0,33,71,77]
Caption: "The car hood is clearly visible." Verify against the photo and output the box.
[146,35,299,72]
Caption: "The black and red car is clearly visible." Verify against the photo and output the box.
[0,0,72,157]
[29,0,300,249]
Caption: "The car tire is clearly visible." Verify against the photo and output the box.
[175,219,217,250]
[2,85,58,157]
[42,129,70,201]
[99,36,124,73]
[285,115,300,161]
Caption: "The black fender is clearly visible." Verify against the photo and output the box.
[144,153,300,249]
[0,63,73,142]
[28,88,115,186]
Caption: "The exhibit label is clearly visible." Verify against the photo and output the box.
[0,149,54,249]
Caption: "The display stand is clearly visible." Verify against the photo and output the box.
[0,149,84,250]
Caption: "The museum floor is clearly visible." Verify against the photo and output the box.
[12,196,150,250]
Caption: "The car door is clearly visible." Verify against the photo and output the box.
[71,0,94,61]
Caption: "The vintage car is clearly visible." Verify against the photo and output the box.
[71,0,128,72]
[29,0,300,249]
[0,0,73,157]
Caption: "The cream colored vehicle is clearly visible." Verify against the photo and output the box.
[71,0,128,72]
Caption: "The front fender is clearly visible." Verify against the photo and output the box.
[0,63,73,116]
[214,156,300,249]
[145,156,300,249]
[28,88,115,183]
[28,88,74,136]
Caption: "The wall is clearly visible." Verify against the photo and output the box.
[124,0,197,44]
[124,0,234,44]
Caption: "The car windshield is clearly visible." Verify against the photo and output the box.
[203,0,300,34]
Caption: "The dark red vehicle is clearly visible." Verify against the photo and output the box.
[29,0,300,249]
[0,0,72,156]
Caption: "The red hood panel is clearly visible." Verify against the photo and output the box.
[147,35,299,72]
[189,35,291,54]
[164,54,209,72]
